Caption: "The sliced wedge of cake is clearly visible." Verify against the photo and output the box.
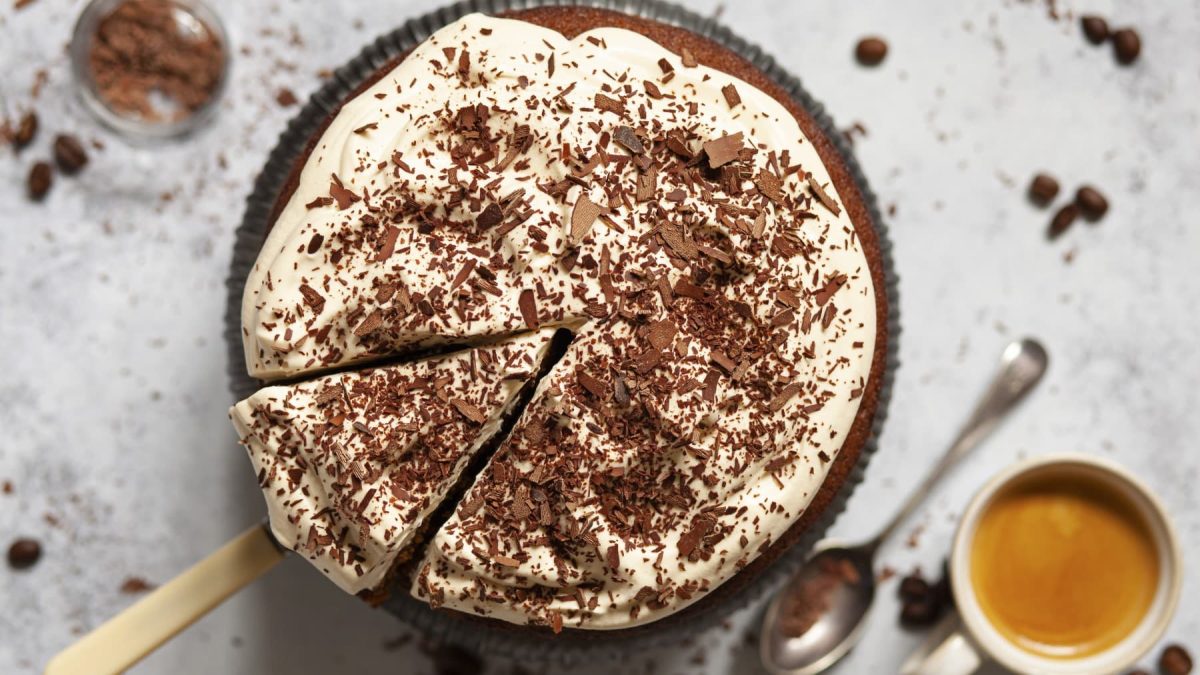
[230,328,558,596]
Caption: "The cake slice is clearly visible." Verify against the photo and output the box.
[230,328,558,596]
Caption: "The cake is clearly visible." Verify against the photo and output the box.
[233,6,889,634]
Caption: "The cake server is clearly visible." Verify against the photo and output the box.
[759,338,1049,675]
[44,523,284,675]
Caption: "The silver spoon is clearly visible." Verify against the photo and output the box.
[760,338,1049,675]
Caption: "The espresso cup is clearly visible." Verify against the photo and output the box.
[901,454,1182,675]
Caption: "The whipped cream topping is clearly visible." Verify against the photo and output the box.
[230,328,556,594]
[239,12,878,629]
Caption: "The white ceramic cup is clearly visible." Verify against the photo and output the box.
[901,453,1182,675]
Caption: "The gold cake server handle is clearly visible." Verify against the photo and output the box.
[45,523,284,675]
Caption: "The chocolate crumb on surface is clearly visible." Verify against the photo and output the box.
[276,88,299,107]
[1028,173,1060,206]
[855,37,888,66]
[119,577,156,593]
[8,538,42,569]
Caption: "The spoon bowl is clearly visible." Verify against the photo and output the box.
[761,543,876,675]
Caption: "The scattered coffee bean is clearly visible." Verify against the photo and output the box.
[53,134,89,174]
[1047,204,1079,240]
[1112,28,1141,65]
[28,161,53,201]
[13,111,38,149]
[855,37,888,67]
[1160,644,1193,675]
[899,573,930,603]
[897,564,953,628]
[900,597,940,627]
[1028,173,1060,206]
[1075,185,1109,221]
[8,538,42,569]
[1080,15,1110,45]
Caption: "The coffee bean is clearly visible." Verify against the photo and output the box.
[8,538,41,569]
[53,134,89,174]
[1047,204,1079,240]
[1112,28,1141,65]
[13,111,38,149]
[1080,16,1110,45]
[28,161,52,201]
[1160,644,1193,675]
[1075,185,1109,221]
[855,37,888,67]
[898,573,930,603]
[900,598,940,627]
[1028,173,1060,206]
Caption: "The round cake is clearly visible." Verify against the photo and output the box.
[231,5,891,636]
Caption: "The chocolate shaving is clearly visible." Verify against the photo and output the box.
[450,398,487,424]
[680,48,698,68]
[636,166,657,202]
[769,383,802,413]
[721,84,741,108]
[593,93,626,116]
[755,170,784,204]
[329,174,359,210]
[710,350,736,373]
[813,274,848,306]
[518,289,539,328]
[576,369,607,399]
[306,233,324,254]
[476,203,503,229]
[647,319,677,350]
[353,309,384,337]
[808,177,842,215]
[298,284,325,312]
[612,126,644,154]
[570,194,605,244]
[703,132,744,169]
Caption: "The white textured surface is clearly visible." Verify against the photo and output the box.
[1,0,1197,673]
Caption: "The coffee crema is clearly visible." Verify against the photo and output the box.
[970,470,1159,659]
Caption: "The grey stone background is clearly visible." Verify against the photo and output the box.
[2,0,1197,672]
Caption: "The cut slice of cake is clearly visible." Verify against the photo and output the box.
[230,327,559,596]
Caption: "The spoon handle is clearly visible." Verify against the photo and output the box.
[867,338,1049,550]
